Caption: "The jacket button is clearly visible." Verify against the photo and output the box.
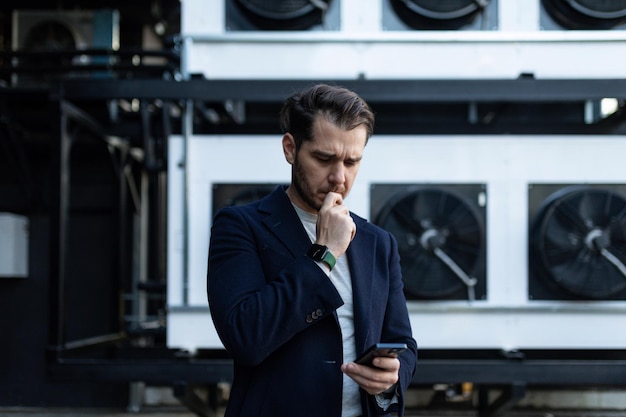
[306,315,313,323]
[316,308,323,317]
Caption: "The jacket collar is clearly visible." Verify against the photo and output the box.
[259,186,311,258]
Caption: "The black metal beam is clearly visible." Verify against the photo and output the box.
[47,85,71,361]
[478,382,527,417]
[48,357,626,387]
[173,382,217,417]
[46,349,626,417]
[413,359,626,386]
[48,359,235,385]
[58,78,626,102]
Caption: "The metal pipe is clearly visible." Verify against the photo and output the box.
[180,35,194,305]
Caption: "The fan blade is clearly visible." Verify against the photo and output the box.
[388,196,425,236]
[540,215,583,254]
[413,190,446,225]
[551,198,591,235]
[576,191,597,226]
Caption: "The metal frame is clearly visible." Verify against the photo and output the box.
[58,77,626,103]
[11,77,626,416]
[46,350,626,416]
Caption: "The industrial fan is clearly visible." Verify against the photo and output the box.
[372,185,487,301]
[12,10,119,85]
[542,0,626,29]
[227,0,336,31]
[389,0,492,30]
[212,183,282,220]
[529,185,626,300]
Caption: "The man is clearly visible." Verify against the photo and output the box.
[207,84,417,417]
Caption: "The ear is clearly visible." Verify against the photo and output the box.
[282,133,296,165]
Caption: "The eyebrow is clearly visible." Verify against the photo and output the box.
[311,150,362,163]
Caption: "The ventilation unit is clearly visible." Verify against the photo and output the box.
[212,183,283,220]
[541,0,626,30]
[225,0,340,31]
[11,9,119,84]
[528,184,626,301]
[383,0,498,31]
[371,184,487,301]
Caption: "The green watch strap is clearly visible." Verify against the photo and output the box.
[321,249,336,270]
[307,244,337,271]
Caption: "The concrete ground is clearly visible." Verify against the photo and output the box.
[0,407,195,417]
[2,408,626,417]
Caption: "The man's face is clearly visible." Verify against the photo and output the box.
[283,117,367,213]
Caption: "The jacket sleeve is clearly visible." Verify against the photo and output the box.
[207,206,344,366]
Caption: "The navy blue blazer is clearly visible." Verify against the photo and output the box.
[208,186,417,417]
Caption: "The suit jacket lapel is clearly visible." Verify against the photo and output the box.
[259,186,311,258]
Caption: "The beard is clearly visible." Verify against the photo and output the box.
[290,154,348,212]
[291,156,322,212]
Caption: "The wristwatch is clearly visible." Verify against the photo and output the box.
[307,244,336,271]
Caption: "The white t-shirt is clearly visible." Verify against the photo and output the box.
[293,204,362,417]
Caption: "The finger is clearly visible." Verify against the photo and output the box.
[324,191,343,208]
[371,357,400,371]
[341,363,397,395]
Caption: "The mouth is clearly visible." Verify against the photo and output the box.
[324,187,345,196]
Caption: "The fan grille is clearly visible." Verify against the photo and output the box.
[569,0,626,19]
[237,0,326,20]
[391,0,489,29]
[542,0,626,29]
[530,186,626,299]
[401,0,482,19]
[212,184,280,219]
[230,0,332,30]
[374,186,486,300]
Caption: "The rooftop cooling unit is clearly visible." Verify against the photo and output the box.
[212,183,283,220]
[541,0,626,30]
[371,184,487,301]
[11,9,119,84]
[225,0,340,31]
[383,0,498,30]
[529,184,626,300]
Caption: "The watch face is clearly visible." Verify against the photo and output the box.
[307,244,336,270]
[309,244,327,260]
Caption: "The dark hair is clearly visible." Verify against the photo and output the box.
[279,84,375,149]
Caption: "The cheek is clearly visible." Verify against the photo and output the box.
[346,167,360,182]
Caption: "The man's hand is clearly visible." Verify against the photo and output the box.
[340,357,400,396]
[315,192,356,258]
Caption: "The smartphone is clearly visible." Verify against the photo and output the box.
[355,343,407,366]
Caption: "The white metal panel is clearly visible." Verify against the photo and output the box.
[181,0,626,79]
[181,0,224,36]
[167,135,626,352]
[185,34,626,80]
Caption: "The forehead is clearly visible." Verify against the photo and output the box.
[308,117,368,149]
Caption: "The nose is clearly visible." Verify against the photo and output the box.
[329,163,346,185]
